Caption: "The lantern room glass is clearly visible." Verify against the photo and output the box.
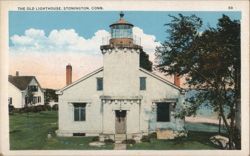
[111,25,133,39]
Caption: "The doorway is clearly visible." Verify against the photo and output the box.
[115,110,126,134]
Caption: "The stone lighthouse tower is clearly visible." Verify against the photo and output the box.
[101,12,142,97]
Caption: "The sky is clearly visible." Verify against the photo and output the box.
[9,11,241,89]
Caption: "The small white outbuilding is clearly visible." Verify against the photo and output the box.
[56,12,185,140]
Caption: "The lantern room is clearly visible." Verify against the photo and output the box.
[109,12,134,47]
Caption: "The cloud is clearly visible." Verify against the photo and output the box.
[133,27,161,54]
[11,27,160,55]
[132,27,161,61]
[10,27,160,88]
[10,28,110,54]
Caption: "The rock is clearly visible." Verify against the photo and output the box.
[210,135,231,149]
[47,133,52,139]
[89,141,105,147]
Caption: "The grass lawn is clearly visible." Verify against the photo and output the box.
[185,122,227,133]
[10,111,221,150]
[9,111,113,150]
[128,131,221,150]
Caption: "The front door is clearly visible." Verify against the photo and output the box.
[115,110,126,134]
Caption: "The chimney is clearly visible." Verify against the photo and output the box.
[174,74,180,87]
[16,71,19,76]
[66,64,72,85]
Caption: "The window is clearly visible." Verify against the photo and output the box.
[157,102,171,122]
[111,25,133,39]
[28,85,38,92]
[8,97,12,105]
[73,133,85,136]
[97,78,103,91]
[25,97,28,104]
[73,103,86,121]
[140,77,146,90]
[38,96,41,103]
[33,97,38,104]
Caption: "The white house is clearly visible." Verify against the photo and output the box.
[56,12,185,140]
[8,72,45,108]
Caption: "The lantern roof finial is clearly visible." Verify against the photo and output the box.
[120,11,124,19]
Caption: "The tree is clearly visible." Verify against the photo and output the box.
[140,51,153,71]
[25,88,34,107]
[25,87,34,117]
[44,88,58,104]
[155,14,240,149]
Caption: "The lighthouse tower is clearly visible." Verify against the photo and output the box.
[101,12,142,97]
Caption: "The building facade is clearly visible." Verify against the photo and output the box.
[56,12,185,140]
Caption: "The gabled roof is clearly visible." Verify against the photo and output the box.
[57,66,182,94]
[8,75,43,91]
[139,68,182,91]
[57,67,104,94]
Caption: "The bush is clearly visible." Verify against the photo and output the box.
[92,136,100,142]
[141,135,150,143]
[35,105,45,112]
[13,108,22,113]
[122,139,136,144]
[149,132,157,139]
[104,139,114,144]
[52,104,58,111]
[9,105,15,115]
[44,104,52,111]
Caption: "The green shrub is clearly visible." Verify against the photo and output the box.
[122,139,136,144]
[149,132,157,139]
[35,105,44,112]
[9,105,15,115]
[141,135,150,143]
[52,104,58,111]
[92,136,99,142]
[13,108,21,113]
[104,139,114,144]
[44,104,52,111]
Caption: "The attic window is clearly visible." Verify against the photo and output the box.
[28,85,38,92]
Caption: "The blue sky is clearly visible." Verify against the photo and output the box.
[9,11,241,44]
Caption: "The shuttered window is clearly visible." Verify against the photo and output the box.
[157,102,171,122]
[73,103,86,121]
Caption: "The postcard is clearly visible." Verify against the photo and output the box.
[0,0,249,156]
